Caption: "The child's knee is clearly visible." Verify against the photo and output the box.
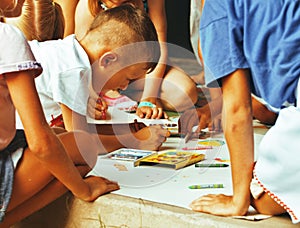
[72,131,99,168]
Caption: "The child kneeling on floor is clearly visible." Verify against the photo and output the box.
[29,4,170,153]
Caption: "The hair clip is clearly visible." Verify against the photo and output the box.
[100,1,108,11]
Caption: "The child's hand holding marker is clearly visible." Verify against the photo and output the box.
[96,96,108,120]
[87,93,108,120]
[184,126,214,143]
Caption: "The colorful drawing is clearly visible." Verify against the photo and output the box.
[113,163,128,171]
[198,139,225,147]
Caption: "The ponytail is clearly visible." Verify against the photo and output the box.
[5,0,65,41]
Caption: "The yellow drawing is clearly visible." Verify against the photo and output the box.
[198,139,225,147]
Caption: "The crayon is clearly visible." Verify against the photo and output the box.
[188,184,224,189]
[195,163,229,168]
[214,158,231,162]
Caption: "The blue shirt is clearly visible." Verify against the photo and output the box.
[200,0,300,109]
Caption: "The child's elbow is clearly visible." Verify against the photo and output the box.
[27,134,57,160]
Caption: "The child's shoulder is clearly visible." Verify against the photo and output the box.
[0,22,26,41]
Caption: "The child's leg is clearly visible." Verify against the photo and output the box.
[124,67,198,112]
[1,131,98,227]
[252,104,300,222]
[1,169,87,227]
[159,66,198,112]
[251,193,286,216]
[123,66,198,112]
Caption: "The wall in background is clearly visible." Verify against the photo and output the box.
[165,0,194,58]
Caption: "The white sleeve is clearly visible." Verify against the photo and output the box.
[0,23,42,75]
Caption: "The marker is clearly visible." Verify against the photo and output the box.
[101,110,107,120]
[182,146,212,150]
[195,163,229,168]
[215,158,230,162]
[188,184,224,189]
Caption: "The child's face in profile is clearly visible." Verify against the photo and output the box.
[102,63,148,92]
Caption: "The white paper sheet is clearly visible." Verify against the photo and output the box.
[90,135,233,209]
[86,107,177,126]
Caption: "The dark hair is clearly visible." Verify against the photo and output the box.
[88,4,160,72]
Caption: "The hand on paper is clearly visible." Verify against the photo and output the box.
[207,113,222,132]
[178,106,212,135]
[87,94,108,120]
[136,99,168,119]
[189,194,249,216]
[132,125,170,150]
[76,176,119,202]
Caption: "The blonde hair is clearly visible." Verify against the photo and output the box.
[5,0,65,41]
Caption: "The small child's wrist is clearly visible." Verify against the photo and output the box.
[138,101,156,108]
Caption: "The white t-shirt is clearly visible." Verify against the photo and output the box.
[0,23,41,149]
[29,35,92,123]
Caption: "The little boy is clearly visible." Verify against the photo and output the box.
[30,4,170,152]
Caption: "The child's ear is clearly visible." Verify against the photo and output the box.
[99,52,118,67]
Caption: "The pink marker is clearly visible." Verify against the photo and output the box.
[182,146,212,150]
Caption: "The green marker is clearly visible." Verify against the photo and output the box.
[188,184,224,189]
[195,163,229,168]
